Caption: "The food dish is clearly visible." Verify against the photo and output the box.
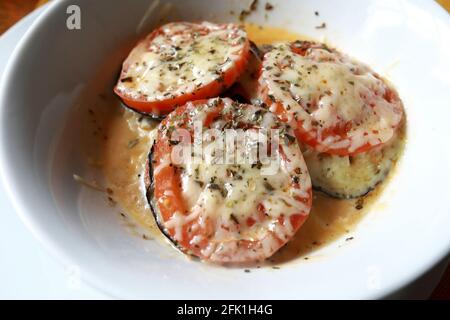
[1,0,449,299]
[111,21,405,263]
[147,97,312,263]
[114,22,250,116]
[257,41,404,156]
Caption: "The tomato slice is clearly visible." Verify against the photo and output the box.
[224,41,263,103]
[148,97,312,263]
[114,22,250,116]
[257,41,404,156]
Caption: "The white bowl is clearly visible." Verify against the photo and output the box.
[1,0,450,299]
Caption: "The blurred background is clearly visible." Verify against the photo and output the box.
[0,0,48,34]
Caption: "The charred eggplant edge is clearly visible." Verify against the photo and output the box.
[145,144,197,258]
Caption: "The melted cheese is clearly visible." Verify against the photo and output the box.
[181,100,311,228]
[153,98,312,262]
[260,42,403,153]
[115,22,247,101]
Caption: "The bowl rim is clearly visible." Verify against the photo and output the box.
[0,0,120,299]
[0,0,449,299]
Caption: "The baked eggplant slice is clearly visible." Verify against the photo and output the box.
[256,41,404,156]
[145,97,312,263]
[301,130,404,199]
[114,21,250,117]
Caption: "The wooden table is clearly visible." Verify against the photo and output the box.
[0,0,449,300]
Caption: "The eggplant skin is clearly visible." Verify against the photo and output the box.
[120,101,167,121]
[145,145,176,246]
[145,146,196,257]
[249,41,264,59]
[301,132,403,199]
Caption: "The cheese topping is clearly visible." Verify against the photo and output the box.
[151,98,312,262]
[259,41,403,153]
[115,22,248,102]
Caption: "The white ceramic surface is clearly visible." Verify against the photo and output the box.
[0,5,107,299]
[0,0,449,299]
